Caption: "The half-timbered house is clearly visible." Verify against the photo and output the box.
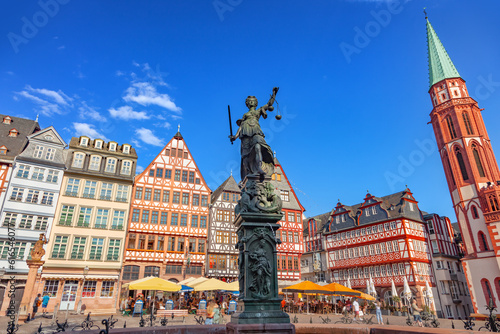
[122,130,211,287]
[302,213,331,283]
[206,175,240,281]
[272,157,305,281]
[324,188,433,308]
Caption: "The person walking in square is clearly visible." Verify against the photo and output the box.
[411,298,423,327]
[32,293,41,320]
[352,298,360,320]
[41,293,50,314]
[375,298,383,325]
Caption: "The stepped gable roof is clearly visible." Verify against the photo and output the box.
[325,189,423,233]
[426,18,461,88]
[0,114,40,161]
[211,175,240,203]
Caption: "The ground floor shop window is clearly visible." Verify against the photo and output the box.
[43,280,59,297]
[83,281,97,297]
[101,281,115,297]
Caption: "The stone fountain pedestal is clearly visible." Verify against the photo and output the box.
[228,175,294,334]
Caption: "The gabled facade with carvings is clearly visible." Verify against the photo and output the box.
[38,136,137,313]
[206,175,240,281]
[272,157,305,281]
[122,131,210,288]
[425,18,500,314]
[324,189,433,308]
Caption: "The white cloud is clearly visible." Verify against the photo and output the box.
[6,71,14,75]
[73,123,108,141]
[79,102,106,122]
[135,127,164,146]
[131,139,142,148]
[154,121,172,129]
[57,45,65,50]
[115,70,125,76]
[109,105,150,120]
[25,85,71,105]
[135,165,145,174]
[123,82,181,112]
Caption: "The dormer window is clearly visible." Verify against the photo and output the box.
[109,142,117,152]
[80,137,89,147]
[72,152,85,168]
[409,202,414,211]
[0,145,6,155]
[94,140,103,149]
[9,129,18,137]
[3,116,12,124]
[89,155,102,171]
[33,145,44,158]
[45,147,55,161]
[121,160,132,175]
[123,145,130,154]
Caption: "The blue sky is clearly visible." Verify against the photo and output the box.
[1,0,500,220]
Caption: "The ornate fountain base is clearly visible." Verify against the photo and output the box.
[229,175,293,333]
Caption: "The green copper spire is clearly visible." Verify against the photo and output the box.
[426,19,460,88]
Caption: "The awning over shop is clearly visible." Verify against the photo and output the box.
[41,274,119,281]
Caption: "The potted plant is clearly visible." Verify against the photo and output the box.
[392,296,401,316]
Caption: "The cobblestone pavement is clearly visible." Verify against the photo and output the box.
[2,312,476,334]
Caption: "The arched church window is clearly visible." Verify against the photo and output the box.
[481,279,496,307]
[472,205,479,219]
[444,155,456,186]
[455,147,469,181]
[446,116,457,139]
[478,231,489,251]
[472,144,485,177]
[463,112,474,135]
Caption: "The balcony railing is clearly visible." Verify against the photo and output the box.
[94,224,107,229]
[10,196,23,201]
[99,195,111,201]
[111,225,123,230]
[51,252,66,259]
[58,220,72,226]
[65,191,78,197]
[82,193,95,199]
[115,197,128,203]
[107,254,119,261]
[89,254,102,260]
[76,222,90,228]
[70,253,84,260]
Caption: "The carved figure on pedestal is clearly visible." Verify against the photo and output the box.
[235,179,282,215]
[31,234,47,261]
[249,239,272,299]
[235,230,247,298]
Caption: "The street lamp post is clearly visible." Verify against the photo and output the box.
[76,266,89,314]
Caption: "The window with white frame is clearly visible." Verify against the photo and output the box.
[122,145,130,154]
[280,190,289,202]
[398,263,405,275]
[116,185,128,202]
[109,142,117,151]
[34,216,48,230]
[105,158,116,173]
[95,209,109,229]
[372,206,377,215]
[89,238,104,260]
[19,215,34,229]
[120,160,132,175]
[111,210,125,230]
[72,152,85,168]
[16,165,30,178]
[45,147,55,160]
[10,187,24,201]
[51,236,68,259]
[94,140,103,149]
[89,155,101,171]
[46,170,59,183]
[80,137,89,147]
[101,281,115,297]
[3,213,18,227]
[71,237,87,260]
[393,240,399,251]
[82,281,97,297]
[33,145,44,158]
[83,181,97,199]
[77,207,92,227]
[100,183,113,200]
[32,167,45,181]
[26,190,40,203]
[40,191,53,205]
[59,205,75,225]
[43,280,59,297]
[107,239,121,261]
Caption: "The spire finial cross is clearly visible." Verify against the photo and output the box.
[177,124,180,132]
[423,7,428,19]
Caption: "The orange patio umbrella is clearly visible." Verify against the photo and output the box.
[283,280,336,314]
[323,282,362,297]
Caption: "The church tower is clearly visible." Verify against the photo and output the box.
[426,18,500,313]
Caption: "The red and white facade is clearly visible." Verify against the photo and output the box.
[272,158,305,281]
[122,131,211,287]
[324,190,434,307]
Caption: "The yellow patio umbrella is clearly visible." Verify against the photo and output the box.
[186,277,209,287]
[226,281,239,292]
[323,282,361,297]
[178,277,196,285]
[283,280,336,314]
[192,278,232,292]
[358,292,376,301]
[123,276,181,292]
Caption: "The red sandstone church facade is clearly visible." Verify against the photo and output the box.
[426,18,500,314]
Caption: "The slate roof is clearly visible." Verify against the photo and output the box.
[211,175,240,203]
[316,189,424,234]
[0,114,40,162]
[68,137,138,158]
[426,19,461,87]
[303,211,333,237]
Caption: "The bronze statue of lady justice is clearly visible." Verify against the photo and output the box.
[229,87,280,181]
